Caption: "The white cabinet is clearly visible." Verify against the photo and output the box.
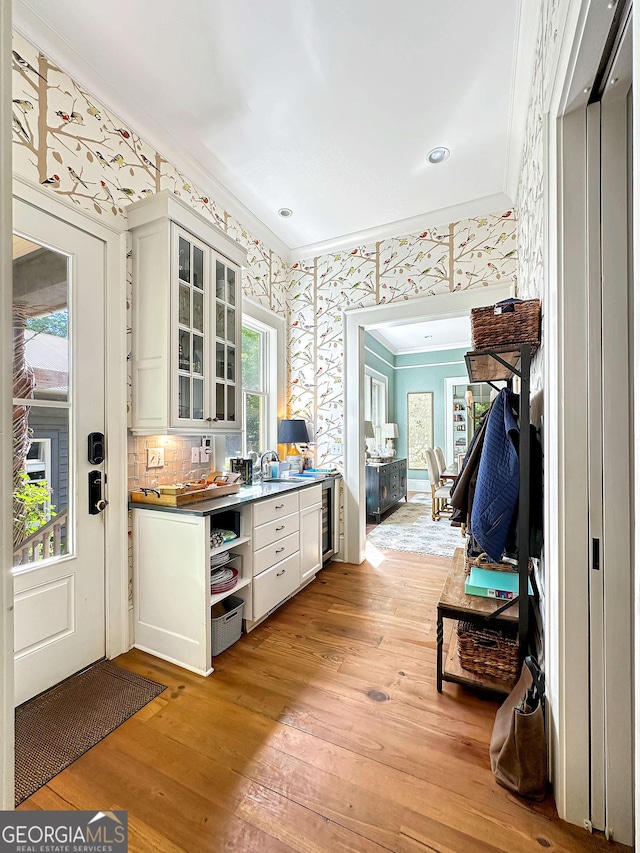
[132,504,253,676]
[127,191,247,434]
[249,486,322,624]
[250,493,301,622]
[132,484,326,674]
[253,553,300,620]
[299,485,322,582]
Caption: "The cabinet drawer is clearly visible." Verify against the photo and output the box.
[253,552,300,620]
[299,484,322,509]
[253,492,299,526]
[253,531,299,576]
[253,511,299,551]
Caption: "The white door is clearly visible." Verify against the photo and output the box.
[12,197,106,706]
[585,9,633,843]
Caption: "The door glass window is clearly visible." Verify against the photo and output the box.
[12,235,71,566]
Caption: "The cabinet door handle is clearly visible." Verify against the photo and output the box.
[276,569,286,576]
[275,525,285,532]
[275,504,285,509]
[206,417,218,422]
[275,547,285,554]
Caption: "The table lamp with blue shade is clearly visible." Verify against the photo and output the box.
[278,418,310,472]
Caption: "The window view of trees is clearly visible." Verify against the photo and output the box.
[225,323,269,463]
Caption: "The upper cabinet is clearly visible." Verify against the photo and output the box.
[127,192,247,434]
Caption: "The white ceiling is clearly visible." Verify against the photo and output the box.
[14,0,537,258]
[369,315,471,355]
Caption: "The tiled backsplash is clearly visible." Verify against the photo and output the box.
[127,434,213,492]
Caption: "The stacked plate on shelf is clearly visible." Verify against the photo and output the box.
[210,550,232,570]
[210,566,238,595]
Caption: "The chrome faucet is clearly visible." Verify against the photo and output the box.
[259,450,280,481]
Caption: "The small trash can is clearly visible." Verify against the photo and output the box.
[211,594,244,656]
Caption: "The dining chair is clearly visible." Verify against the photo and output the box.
[426,447,453,521]
[435,445,456,483]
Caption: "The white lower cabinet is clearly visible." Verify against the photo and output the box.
[248,485,323,628]
[133,505,252,676]
[299,486,322,583]
[132,484,326,675]
[253,552,301,621]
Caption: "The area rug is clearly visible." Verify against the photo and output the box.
[366,493,464,557]
[15,660,166,805]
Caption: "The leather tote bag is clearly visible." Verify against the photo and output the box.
[489,656,547,800]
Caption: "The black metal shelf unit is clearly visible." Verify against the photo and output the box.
[464,342,532,659]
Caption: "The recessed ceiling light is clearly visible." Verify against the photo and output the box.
[427,147,450,165]
[278,208,293,218]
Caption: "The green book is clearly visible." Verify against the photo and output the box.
[465,566,533,600]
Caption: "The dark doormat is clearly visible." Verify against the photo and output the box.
[15,660,166,806]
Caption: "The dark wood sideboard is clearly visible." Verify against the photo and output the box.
[365,458,408,523]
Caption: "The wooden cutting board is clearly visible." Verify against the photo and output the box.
[130,483,241,507]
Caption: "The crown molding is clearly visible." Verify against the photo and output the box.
[505,0,540,201]
[393,342,470,356]
[291,192,513,260]
[367,329,399,355]
[12,1,293,262]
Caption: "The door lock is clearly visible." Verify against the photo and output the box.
[88,470,108,515]
[88,432,105,465]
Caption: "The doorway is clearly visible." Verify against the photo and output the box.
[12,198,107,705]
[343,281,514,564]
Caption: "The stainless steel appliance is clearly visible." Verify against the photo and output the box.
[321,476,339,563]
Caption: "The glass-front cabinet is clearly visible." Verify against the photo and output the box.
[128,191,246,434]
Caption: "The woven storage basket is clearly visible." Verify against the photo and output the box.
[471,298,541,350]
[464,552,518,576]
[456,621,519,683]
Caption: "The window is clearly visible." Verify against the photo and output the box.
[241,322,268,456]
[364,367,388,450]
[24,437,53,520]
[222,299,284,466]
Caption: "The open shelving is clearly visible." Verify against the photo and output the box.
[437,342,534,694]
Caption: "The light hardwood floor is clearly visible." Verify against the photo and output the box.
[20,549,629,852]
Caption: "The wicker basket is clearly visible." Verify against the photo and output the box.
[456,621,519,683]
[464,552,517,576]
[471,298,541,351]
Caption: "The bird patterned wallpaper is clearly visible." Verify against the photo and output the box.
[10,31,288,318]
[516,0,566,393]
[12,30,517,471]
[288,215,517,464]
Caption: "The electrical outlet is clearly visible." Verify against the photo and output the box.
[200,446,208,462]
[146,447,164,469]
[191,447,200,464]
[330,442,342,455]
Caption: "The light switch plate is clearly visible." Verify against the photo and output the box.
[330,442,342,455]
[191,447,200,464]
[146,447,165,469]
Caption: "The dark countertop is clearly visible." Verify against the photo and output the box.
[128,473,341,517]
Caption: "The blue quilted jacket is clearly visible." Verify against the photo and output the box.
[471,389,519,561]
